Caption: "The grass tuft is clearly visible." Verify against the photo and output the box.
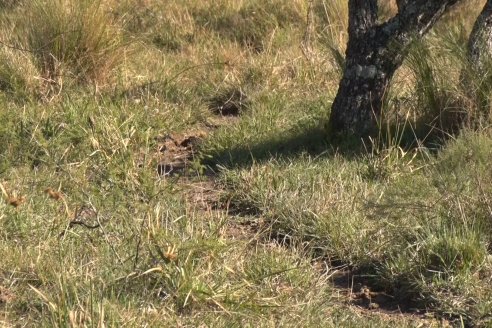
[22,0,123,88]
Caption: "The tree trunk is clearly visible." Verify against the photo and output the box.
[468,0,492,73]
[395,0,408,12]
[328,0,463,138]
[460,0,492,116]
[328,41,402,136]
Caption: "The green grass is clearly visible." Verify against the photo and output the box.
[0,0,491,327]
[214,130,492,325]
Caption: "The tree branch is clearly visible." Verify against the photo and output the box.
[380,0,462,41]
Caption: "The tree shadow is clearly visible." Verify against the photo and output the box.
[199,122,454,320]
[201,125,365,171]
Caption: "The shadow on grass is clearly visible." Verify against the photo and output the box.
[200,116,445,172]
[201,125,366,170]
[198,123,463,319]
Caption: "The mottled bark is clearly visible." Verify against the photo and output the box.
[328,0,462,138]
[461,0,492,117]
[395,0,408,12]
[468,0,492,76]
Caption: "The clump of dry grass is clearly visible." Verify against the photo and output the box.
[21,0,123,88]
[0,45,40,100]
[0,13,41,99]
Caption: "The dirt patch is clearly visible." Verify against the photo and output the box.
[181,179,222,210]
[154,113,243,177]
[326,268,451,326]
[178,177,266,241]
[156,130,207,177]
[331,269,412,312]
[344,304,450,327]
[0,286,14,305]
[209,88,248,116]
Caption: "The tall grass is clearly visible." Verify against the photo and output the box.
[23,0,122,87]
[400,25,492,139]
[0,44,40,100]
[316,0,348,76]
[0,13,40,99]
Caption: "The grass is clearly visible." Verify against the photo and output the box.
[215,131,492,325]
[25,0,122,85]
[0,0,491,327]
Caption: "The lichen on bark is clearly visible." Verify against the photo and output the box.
[328,0,463,138]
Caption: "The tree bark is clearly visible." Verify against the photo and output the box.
[465,0,492,117]
[395,0,408,13]
[468,0,492,74]
[328,0,463,138]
